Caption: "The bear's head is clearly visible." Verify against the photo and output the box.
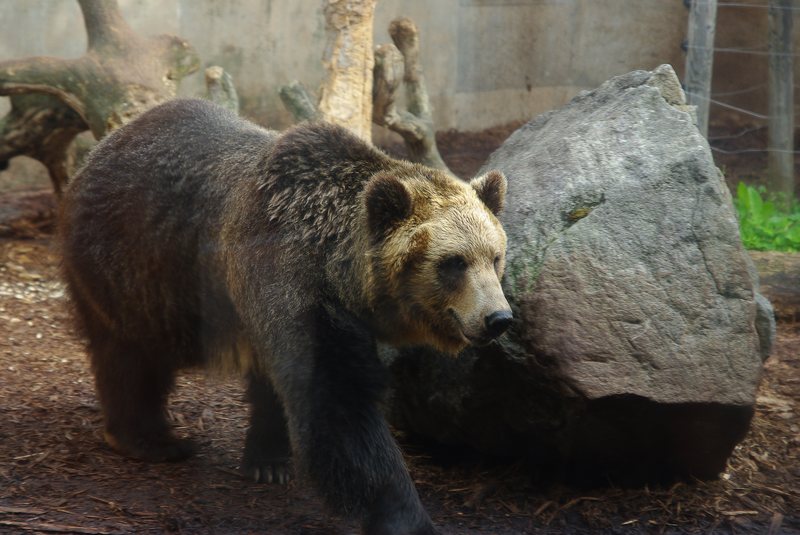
[364,168,513,354]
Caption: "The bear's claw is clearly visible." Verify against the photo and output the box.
[240,457,293,484]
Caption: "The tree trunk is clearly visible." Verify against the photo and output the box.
[0,0,202,196]
[0,0,200,139]
[317,0,377,142]
[0,94,88,199]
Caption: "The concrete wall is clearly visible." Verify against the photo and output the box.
[1,0,689,137]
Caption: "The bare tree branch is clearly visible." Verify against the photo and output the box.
[372,43,404,122]
[373,17,448,172]
[275,15,450,173]
[279,80,320,123]
[205,66,239,114]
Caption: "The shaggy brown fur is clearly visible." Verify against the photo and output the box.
[58,98,511,535]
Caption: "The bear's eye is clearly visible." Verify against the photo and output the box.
[441,255,468,274]
[494,255,501,268]
[438,255,468,289]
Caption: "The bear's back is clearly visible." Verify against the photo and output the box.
[71,99,276,214]
[59,99,275,342]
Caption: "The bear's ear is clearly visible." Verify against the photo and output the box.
[470,170,507,216]
[365,173,413,236]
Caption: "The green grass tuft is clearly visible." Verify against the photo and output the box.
[734,182,800,252]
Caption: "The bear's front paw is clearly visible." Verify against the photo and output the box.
[239,457,293,484]
[104,429,197,462]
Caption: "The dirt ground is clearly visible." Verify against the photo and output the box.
[0,125,799,534]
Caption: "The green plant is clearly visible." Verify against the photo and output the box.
[734,182,800,252]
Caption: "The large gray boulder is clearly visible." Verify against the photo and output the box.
[381,65,773,483]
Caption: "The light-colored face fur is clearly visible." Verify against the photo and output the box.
[365,169,512,354]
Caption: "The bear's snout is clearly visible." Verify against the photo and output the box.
[485,309,513,338]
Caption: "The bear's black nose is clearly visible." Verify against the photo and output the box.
[485,310,513,338]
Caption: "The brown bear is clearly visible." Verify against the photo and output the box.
[58,98,512,535]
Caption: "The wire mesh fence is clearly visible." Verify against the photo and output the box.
[684,1,798,162]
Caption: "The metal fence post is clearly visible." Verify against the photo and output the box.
[684,0,718,138]
[768,0,795,202]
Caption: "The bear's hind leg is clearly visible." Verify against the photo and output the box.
[88,333,196,462]
[240,372,293,483]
